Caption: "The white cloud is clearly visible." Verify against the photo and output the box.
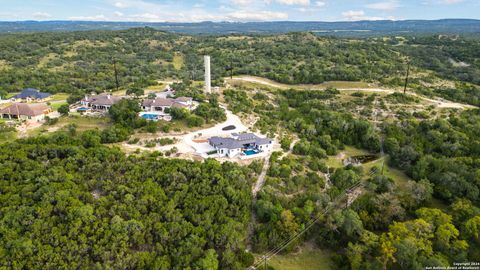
[314,1,326,7]
[366,1,400,11]
[231,0,310,6]
[342,10,365,19]
[274,0,310,5]
[341,10,387,21]
[114,1,129,8]
[32,12,52,19]
[110,0,169,10]
[114,11,124,17]
[231,0,257,5]
[441,0,464,4]
[69,14,107,21]
[227,10,289,21]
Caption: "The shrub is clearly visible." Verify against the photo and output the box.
[186,115,205,127]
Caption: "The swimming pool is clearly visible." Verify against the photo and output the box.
[244,150,258,155]
[76,107,89,112]
[141,114,159,120]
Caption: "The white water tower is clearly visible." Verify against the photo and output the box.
[204,55,211,94]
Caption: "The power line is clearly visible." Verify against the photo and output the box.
[247,172,376,270]
[403,58,411,95]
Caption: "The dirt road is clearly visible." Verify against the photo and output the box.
[229,76,475,110]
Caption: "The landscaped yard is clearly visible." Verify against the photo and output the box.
[49,93,69,102]
[50,102,68,110]
[26,115,111,137]
[268,244,334,270]
[145,83,167,94]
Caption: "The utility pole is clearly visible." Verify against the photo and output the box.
[113,58,120,92]
[264,256,267,270]
[403,59,410,95]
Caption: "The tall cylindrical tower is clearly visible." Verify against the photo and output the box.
[204,55,211,94]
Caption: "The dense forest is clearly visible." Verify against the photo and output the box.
[0,133,256,269]
[223,87,480,269]
[1,27,480,269]
[0,28,479,105]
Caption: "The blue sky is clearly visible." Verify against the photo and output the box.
[0,0,478,22]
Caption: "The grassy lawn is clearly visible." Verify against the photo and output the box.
[49,93,69,102]
[173,53,184,70]
[5,92,18,99]
[59,116,111,131]
[27,116,111,137]
[112,89,127,96]
[38,53,58,68]
[343,146,371,156]
[325,146,371,169]
[145,83,167,94]
[50,102,68,110]
[268,244,334,270]
[363,156,411,188]
[324,147,412,189]
[325,155,343,168]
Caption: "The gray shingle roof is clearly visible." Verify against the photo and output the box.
[12,88,51,100]
[175,97,193,102]
[209,137,243,149]
[209,133,272,150]
[143,98,190,108]
[84,94,125,106]
[143,98,174,107]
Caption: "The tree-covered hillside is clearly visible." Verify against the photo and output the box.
[0,28,478,105]
[222,85,480,269]
[0,134,254,269]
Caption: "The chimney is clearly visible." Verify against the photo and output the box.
[107,94,111,100]
[85,95,89,101]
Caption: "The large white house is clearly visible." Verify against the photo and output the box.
[81,94,128,112]
[208,133,273,158]
[140,97,193,121]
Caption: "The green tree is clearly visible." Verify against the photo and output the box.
[196,249,219,270]
[109,99,144,128]
[57,104,70,115]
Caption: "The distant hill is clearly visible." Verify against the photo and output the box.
[0,19,479,36]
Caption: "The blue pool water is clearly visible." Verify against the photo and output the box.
[142,114,159,120]
[244,150,258,155]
